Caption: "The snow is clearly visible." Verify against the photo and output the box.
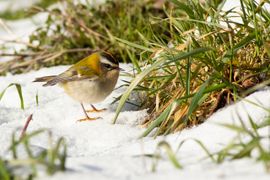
[1,0,270,179]
[0,10,47,62]
[0,0,40,12]
[0,65,270,180]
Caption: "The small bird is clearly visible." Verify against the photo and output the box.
[34,52,121,121]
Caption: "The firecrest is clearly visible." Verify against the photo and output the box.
[34,51,121,121]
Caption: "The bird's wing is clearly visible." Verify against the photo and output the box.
[42,65,99,86]
[63,65,99,80]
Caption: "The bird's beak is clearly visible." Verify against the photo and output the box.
[115,67,124,71]
[119,67,124,71]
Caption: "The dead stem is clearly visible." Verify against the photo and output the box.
[20,114,33,139]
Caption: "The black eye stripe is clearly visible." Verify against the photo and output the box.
[103,63,112,69]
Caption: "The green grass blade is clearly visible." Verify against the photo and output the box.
[222,33,255,62]
[157,141,182,169]
[112,57,165,124]
[257,118,270,128]
[35,91,39,106]
[114,37,154,52]
[165,47,213,65]
[176,138,216,163]
[186,45,191,96]
[14,84,24,109]
[0,158,10,180]
[140,100,181,138]
[192,139,216,163]
[218,123,247,134]
[232,138,259,159]
[0,83,25,110]
[184,79,210,123]
[169,0,194,18]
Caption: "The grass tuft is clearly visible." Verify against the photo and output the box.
[113,0,270,136]
[0,129,67,179]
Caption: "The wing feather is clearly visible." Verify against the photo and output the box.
[41,65,99,86]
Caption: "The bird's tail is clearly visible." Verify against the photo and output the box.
[33,76,59,86]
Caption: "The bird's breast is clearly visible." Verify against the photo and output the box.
[61,77,117,104]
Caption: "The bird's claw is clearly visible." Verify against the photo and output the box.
[77,116,102,122]
[86,108,107,113]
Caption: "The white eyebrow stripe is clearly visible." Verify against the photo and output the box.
[100,57,116,66]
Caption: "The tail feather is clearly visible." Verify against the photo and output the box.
[33,76,59,86]
[33,76,56,82]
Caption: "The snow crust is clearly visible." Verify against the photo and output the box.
[0,65,270,180]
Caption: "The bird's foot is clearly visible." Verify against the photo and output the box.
[86,105,107,113]
[77,116,102,122]
[86,108,107,113]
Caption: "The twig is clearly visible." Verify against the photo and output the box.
[0,52,39,57]
[20,114,33,139]
[0,39,38,49]
[64,48,96,53]
[0,19,14,35]
[76,19,106,39]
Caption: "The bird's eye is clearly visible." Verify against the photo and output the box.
[103,63,112,69]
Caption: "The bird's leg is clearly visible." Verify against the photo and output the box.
[77,103,100,122]
[86,104,107,113]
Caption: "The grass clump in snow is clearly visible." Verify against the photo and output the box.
[189,112,270,172]
[0,129,67,180]
[147,107,270,172]
[113,0,270,136]
[214,115,270,172]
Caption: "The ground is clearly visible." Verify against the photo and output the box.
[0,65,270,180]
